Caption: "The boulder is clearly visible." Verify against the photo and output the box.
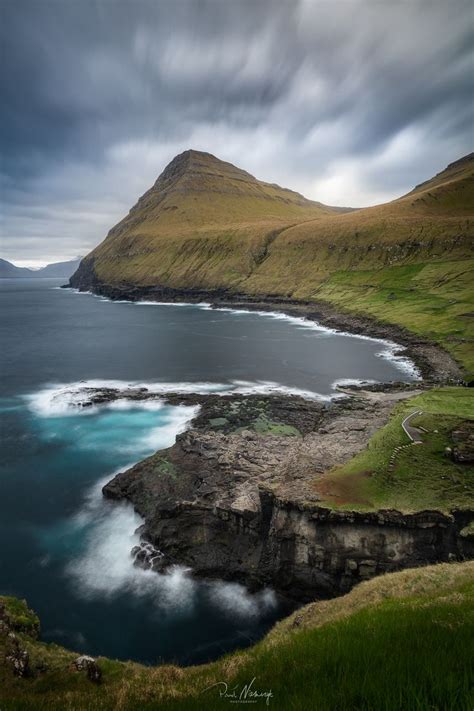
[74,655,102,683]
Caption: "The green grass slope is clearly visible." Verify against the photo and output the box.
[316,386,474,512]
[1,562,473,710]
[78,150,347,289]
[72,151,474,374]
[243,154,474,375]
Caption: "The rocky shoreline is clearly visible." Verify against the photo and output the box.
[61,278,471,603]
[55,383,473,602]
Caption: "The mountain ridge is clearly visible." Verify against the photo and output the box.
[102,149,352,247]
[70,150,474,374]
[74,149,474,277]
[148,149,355,211]
[0,257,83,279]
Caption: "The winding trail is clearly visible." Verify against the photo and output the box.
[401,410,424,443]
[388,410,424,472]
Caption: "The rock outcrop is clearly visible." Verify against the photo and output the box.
[450,421,474,463]
[74,655,102,684]
[102,390,474,602]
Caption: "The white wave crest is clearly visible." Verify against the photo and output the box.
[141,405,199,450]
[66,480,278,619]
[26,379,337,418]
[374,342,421,378]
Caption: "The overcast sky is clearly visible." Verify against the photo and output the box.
[1,0,473,267]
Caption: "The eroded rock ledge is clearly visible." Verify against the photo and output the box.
[99,388,474,602]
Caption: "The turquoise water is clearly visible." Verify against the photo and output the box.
[2,396,281,663]
[0,279,418,663]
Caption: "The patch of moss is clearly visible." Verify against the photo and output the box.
[232,414,301,437]
[253,417,301,436]
[208,417,229,428]
[154,458,178,480]
[460,520,474,540]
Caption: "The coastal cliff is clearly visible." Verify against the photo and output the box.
[101,388,474,601]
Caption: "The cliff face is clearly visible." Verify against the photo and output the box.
[104,441,473,601]
[134,492,471,601]
[101,390,474,601]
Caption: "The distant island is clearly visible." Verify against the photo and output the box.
[0,257,83,279]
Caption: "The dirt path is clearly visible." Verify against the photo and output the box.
[401,410,424,443]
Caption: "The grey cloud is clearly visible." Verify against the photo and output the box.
[1,0,472,263]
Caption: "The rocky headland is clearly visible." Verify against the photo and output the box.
[63,382,471,604]
[62,271,471,604]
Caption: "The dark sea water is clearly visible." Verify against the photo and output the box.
[0,279,418,664]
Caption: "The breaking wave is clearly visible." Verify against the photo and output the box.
[65,474,276,619]
[66,497,198,612]
[29,387,278,621]
[25,378,340,418]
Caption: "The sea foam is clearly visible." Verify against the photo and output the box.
[26,378,339,418]
[65,471,276,618]
[30,389,279,619]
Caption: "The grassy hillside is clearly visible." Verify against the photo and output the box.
[316,387,474,512]
[309,260,474,376]
[81,149,346,288]
[72,151,474,375]
[1,562,473,710]
[244,156,474,374]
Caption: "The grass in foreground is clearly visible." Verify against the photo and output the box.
[1,562,473,710]
[317,387,474,512]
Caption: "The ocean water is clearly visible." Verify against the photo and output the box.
[0,279,419,664]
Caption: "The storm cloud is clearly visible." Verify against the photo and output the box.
[1,0,473,265]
